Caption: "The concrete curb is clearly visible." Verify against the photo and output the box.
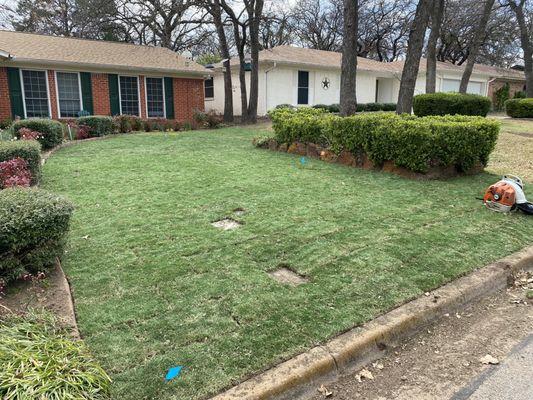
[55,259,80,339]
[210,246,533,400]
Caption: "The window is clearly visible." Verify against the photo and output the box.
[205,77,214,99]
[119,76,139,116]
[297,71,309,105]
[146,77,165,118]
[56,72,82,118]
[21,70,50,118]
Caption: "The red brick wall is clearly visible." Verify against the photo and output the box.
[488,79,526,105]
[173,78,205,121]
[139,75,146,118]
[92,73,111,115]
[0,67,11,120]
[47,70,59,119]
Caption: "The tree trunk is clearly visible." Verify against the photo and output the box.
[339,0,358,116]
[459,0,495,93]
[211,0,234,122]
[510,0,533,97]
[246,0,264,124]
[425,0,444,93]
[396,0,432,114]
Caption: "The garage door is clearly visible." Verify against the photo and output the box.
[441,79,483,95]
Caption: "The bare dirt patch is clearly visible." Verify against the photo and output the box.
[211,218,241,230]
[269,267,309,286]
[0,262,79,336]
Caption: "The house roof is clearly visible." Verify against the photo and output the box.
[0,30,208,76]
[390,59,525,80]
[217,45,524,81]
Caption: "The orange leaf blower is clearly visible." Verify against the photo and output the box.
[483,175,533,215]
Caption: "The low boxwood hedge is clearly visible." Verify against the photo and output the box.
[12,119,63,149]
[0,188,74,285]
[505,98,533,118]
[312,103,397,113]
[269,107,500,173]
[0,140,41,184]
[413,92,492,117]
[77,116,114,137]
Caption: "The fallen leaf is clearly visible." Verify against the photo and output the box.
[82,235,89,240]
[317,384,333,397]
[480,354,499,365]
[372,362,384,370]
[356,368,374,382]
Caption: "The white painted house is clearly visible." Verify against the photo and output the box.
[204,46,522,116]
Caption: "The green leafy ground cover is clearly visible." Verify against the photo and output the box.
[42,123,533,399]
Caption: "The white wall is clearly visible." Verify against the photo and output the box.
[207,65,381,116]
[206,66,491,116]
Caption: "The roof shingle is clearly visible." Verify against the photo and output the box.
[0,30,207,75]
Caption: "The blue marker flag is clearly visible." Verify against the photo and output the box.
[165,366,183,381]
[300,157,306,165]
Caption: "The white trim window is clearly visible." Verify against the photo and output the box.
[20,69,51,118]
[145,77,165,118]
[55,71,83,118]
[119,75,140,116]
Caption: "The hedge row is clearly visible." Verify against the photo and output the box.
[505,98,533,118]
[413,93,492,117]
[0,188,74,286]
[0,140,41,184]
[309,103,397,113]
[12,119,63,150]
[269,108,500,173]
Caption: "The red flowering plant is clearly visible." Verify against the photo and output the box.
[76,124,90,140]
[0,157,31,189]
[17,127,43,141]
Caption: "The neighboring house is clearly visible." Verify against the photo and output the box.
[0,30,209,122]
[205,46,525,116]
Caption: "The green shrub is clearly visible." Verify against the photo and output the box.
[513,91,526,99]
[78,116,114,137]
[493,83,510,111]
[413,92,492,117]
[269,108,499,173]
[0,117,12,130]
[12,119,63,149]
[0,140,41,184]
[505,98,533,118]
[0,188,74,285]
[269,107,331,145]
[313,103,395,113]
[0,311,111,399]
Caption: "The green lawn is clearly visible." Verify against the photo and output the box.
[42,125,533,400]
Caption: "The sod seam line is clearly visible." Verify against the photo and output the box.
[210,245,533,400]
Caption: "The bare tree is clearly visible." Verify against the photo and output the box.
[459,0,495,93]
[396,0,432,114]
[258,9,293,49]
[245,0,264,123]
[425,0,445,93]
[339,0,358,116]
[507,0,533,96]
[205,0,233,122]
[291,0,343,51]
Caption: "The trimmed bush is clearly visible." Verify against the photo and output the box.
[0,140,41,184]
[0,188,74,285]
[0,311,111,399]
[312,103,396,113]
[413,92,492,117]
[77,116,114,137]
[505,98,533,118]
[269,108,500,173]
[12,119,63,149]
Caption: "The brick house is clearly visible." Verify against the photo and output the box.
[0,30,208,122]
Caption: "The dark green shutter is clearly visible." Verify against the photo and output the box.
[164,77,174,119]
[79,72,94,115]
[108,74,120,115]
[7,67,24,119]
